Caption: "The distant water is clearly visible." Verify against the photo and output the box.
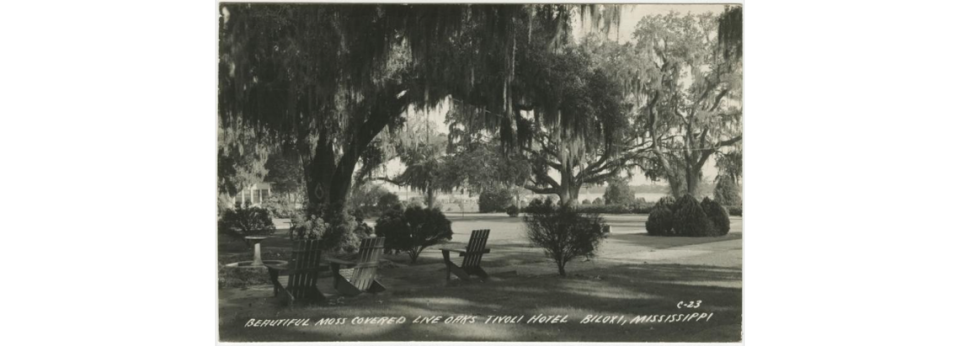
[576,192,668,203]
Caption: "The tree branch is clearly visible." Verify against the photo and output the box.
[523,184,557,194]
[372,176,406,186]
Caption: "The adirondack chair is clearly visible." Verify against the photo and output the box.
[326,237,387,296]
[266,239,327,306]
[440,229,491,282]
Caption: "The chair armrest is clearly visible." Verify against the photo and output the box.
[440,248,491,255]
[265,263,288,272]
[284,267,326,275]
[325,257,354,265]
[459,248,491,256]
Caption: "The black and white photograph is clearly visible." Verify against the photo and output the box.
[216,2,743,342]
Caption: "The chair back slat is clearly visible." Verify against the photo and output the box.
[462,230,489,269]
[288,239,323,299]
[349,237,385,291]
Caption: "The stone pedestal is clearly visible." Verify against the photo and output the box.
[244,236,268,267]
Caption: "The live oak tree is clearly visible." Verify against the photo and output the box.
[219,4,583,217]
[375,113,459,209]
[510,33,649,206]
[217,120,269,206]
[218,4,632,252]
[631,9,743,198]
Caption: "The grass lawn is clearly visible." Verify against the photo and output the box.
[218,212,742,342]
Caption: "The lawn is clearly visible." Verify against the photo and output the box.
[218,212,742,342]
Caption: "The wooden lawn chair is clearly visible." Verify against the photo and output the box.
[266,239,327,306]
[440,229,491,282]
[326,237,387,296]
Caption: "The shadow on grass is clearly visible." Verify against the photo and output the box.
[219,263,741,342]
[604,232,743,250]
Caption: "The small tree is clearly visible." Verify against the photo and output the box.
[603,178,634,205]
[374,205,453,263]
[523,206,605,276]
[714,175,742,206]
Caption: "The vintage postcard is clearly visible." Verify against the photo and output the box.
[217,2,743,342]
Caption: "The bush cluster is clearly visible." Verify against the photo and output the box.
[506,205,520,217]
[644,195,731,237]
[374,205,453,263]
[218,206,276,239]
[479,187,513,213]
[261,195,301,218]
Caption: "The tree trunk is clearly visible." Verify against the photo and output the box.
[425,187,436,209]
[302,88,405,219]
[685,163,700,198]
[557,170,581,207]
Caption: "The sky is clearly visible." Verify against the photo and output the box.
[382,4,733,191]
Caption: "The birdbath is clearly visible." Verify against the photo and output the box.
[244,236,268,267]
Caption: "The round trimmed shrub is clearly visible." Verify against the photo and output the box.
[593,197,604,205]
[582,199,592,205]
[506,205,519,217]
[479,187,513,213]
[645,206,674,236]
[672,194,716,237]
[701,197,730,236]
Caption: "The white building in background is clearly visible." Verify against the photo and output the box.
[233,182,272,207]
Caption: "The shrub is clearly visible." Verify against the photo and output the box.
[577,204,630,214]
[714,175,742,205]
[701,197,731,236]
[289,214,328,241]
[374,205,453,263]
[645,206,674,236]
[319,207,364,253]
[351,209,375,238]
[581,199,591,205]
[403,199,423,209]
[574,203,656,214]
[672,195,716,237]
[523,206,605,276]
[506,205,519,217]
[377,193,400,213]
[727,206,742,216]
[593,197,603,205]
[261,195,300,218]
[479,187,513,213]
[218,206,276,239]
